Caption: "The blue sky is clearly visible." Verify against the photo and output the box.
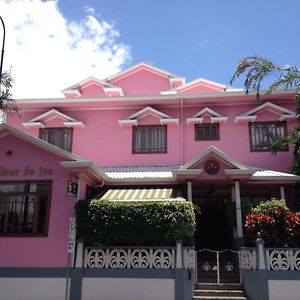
[1,0,300,97]
[59,0,300,83]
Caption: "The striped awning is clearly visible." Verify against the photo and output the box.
[99,188,184,201]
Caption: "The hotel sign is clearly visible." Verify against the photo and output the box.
[0,166,53,176]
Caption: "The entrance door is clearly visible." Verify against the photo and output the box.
[195,201,232,250]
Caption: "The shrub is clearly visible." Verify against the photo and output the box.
[244,199,300,247]
[244,213,276,246]
[75,200,196,246]
[285,212,300,247]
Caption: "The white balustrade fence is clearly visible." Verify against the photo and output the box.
[240,248,257,270]
[240,248,300,271]
[266,249,300,271]
[84,247,196,269]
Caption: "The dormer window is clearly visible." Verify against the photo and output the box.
[40,128,73,152]
[133,125,167,154]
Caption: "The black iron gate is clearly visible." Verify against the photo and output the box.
[196,249,241,284]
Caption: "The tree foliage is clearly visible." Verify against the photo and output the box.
[0,71,21,116]
[230,55,300,98]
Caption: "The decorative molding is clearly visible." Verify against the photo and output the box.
[119,106,179,127]
[235,116,257,123]
[235,102,296,123]
[103,87,124,96]
[187,107,227,125]
[22,109,85,128]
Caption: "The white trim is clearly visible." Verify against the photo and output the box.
[63,121,85,128]
[186,117,204,125]
[22,121,45,128]
[160,90,178,95]
[186,107,227,124]
[28,109,77,123]
[105,62,180,82]
[118,106,178,127]
[22,109,85,128]
[118,119,138,127]
[192,107,222,118]
[14,89,297,104]
[172,169,202,176]
[181,145,247,170]
[235,102,296,122]
[243,101,296,116]
[235,116,257,123]
[61,89,81,97]
[63,76,115,91]
[160,118,179,125]
[224,169,255,175]
[211,116,228,123]
[103,87,124,96]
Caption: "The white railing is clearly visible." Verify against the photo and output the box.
[84,246,195,269]
[266,249,300,271]
[240,247,300,271]
[85,247,175,269]
[240,248,257,270]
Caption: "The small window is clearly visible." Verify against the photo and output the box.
[133,125,167,154]
[0,181,52,236]
[195,123,220,141]
[40,128,73,151]
[249,122,288,152]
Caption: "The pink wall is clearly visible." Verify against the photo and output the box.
[110,68,171,96]
[0,134,76,267]
[9,99,297,173]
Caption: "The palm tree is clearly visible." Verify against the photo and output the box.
[230,55,300,99]
[0,71,21,122]
[230,55,300,174]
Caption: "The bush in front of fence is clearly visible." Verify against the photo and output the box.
[244,198,300,247]
[75,199,196,246]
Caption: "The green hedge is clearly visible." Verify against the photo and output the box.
[75,200,196,246]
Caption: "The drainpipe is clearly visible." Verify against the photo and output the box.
[180,98,184,165]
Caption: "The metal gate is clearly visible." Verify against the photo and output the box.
[196,249,241,284]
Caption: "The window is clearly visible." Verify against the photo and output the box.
[133,125,167,153]
[40,128,73,151]
[249,122,288,152]
[0,181,52,236]
[195,123,219,141]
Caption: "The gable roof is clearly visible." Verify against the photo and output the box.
[176,77,242,94]
[0,124,81,161]
[22,109,85,128]
[181,146,247,170]
[106,62,181,82]
[63,76,116,91]
[186,107,228,124]
[118,106,179,126]
[235,101,297,122]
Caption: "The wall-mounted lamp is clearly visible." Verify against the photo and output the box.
[5,150,12,156]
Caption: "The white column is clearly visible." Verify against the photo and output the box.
[280,186,285,200]
[75,242,84,267]
[187,181,192,202]
[77,176,81,201]
[231,186,235,203]
[234,180,243,239]
[176,240,183,268]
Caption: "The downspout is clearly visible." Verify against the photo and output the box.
[180,98,184,166]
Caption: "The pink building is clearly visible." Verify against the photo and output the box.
[0,63,299,299]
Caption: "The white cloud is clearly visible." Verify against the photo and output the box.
[0,0,131,98]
